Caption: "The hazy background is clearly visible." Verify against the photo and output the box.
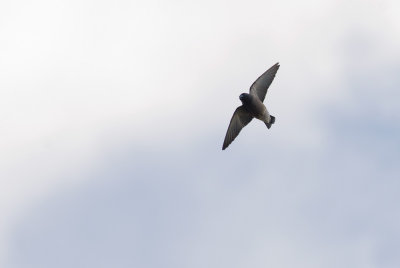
[1,0,400,267]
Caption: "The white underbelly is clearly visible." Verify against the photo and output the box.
[256,108,270,122]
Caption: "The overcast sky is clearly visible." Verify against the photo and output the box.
[1,0,400,267]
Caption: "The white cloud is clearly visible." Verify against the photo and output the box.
[1,0,400,267]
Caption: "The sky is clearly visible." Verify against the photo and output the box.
[1,0,400,267]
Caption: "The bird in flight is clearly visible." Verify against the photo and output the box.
[222,63,280,150]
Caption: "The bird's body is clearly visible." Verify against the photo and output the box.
[222,63,280,150]
[239,93,270,123]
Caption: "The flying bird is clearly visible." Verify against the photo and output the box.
[222,63,280,150]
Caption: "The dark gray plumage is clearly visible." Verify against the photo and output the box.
[222,63,280,150]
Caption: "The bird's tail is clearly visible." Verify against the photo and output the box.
[265,115,275,129]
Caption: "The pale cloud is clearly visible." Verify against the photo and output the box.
[1,0,400,267]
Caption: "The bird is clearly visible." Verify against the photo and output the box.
[222,63,280,150]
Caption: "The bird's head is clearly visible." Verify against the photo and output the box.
[239,93,247,103]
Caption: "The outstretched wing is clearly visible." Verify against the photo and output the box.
[222,106,253,150]
[249,63,280,102]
